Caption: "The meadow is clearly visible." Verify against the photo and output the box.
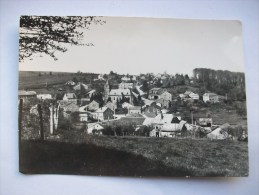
[20,134,249,177]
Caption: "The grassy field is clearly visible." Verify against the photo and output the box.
[20,135,248,177]
[19,71,98,90]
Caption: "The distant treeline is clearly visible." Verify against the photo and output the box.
[193,68,246,100]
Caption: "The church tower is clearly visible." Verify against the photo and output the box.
[104,79,110,102]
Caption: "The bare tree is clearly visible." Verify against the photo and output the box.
[19,16,105,61]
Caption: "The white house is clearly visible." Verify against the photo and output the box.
[87,123,104,134]
[203,93,219,103]
[207,123,229,139]
[109,89,132,104]
[105,101,117,111]
[93,107,114,121]
[18,90,37,103]
[88,100,100,111]
[189,92,199,100]
[37,94,52,100]
[122,102,134,109]
[79,105,88,121]
[159,91,172,101]
[121,76,131,82]
[128,106,141,114]
[63,93,77,101]
[119,82,134,89]
[66,80,76,86]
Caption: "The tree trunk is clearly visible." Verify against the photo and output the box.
[38,104,44,140]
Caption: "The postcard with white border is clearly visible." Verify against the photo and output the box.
[19,16,248,177]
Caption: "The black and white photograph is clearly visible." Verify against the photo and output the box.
[18,16,248,177]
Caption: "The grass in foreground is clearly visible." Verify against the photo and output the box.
[20,135,248,177]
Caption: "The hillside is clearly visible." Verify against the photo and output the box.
[20,135,248,177]
[19,71,98,90]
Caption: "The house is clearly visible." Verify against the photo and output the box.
[155,98,170,109]
[128,106,142,114]
[151,113,174,129]
[85,89,96,100]
[179,94,186,100]
[122,102,134,109]
[87,123,104,134]
[58,101,79,118]
[143,102,162,117]
[105,101,117,111]
[148,88,165,100]
[207,123,230,140]
[118,82,134,89]
[18,90,37,103]
[203,93,219,103]
[80,98,90,106]
[66,80,76,86]
[98,74,104,80]
[93,107,114,121]
[73,82,89,91]
[87,100,100,111]
[37,94,52,100]
[109,89,132,104]
[159,91,172,101]
[106,114,145,127]
[63,93,77,104]
[159,120,188,137]
[121,76,131,82]
[131,75,137,81]
[189,92,199,100]
[78,105,89,122]
[199,118,213,127]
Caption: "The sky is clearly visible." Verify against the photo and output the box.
[19,16,245,76]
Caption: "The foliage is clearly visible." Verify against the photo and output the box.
[193,68,246,100]
[19,16,105,61]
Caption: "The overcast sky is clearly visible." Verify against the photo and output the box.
[19,16,245,76]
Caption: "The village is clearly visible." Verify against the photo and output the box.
[18,69,248,141]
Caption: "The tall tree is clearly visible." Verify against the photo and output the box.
[19,16,105,61]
